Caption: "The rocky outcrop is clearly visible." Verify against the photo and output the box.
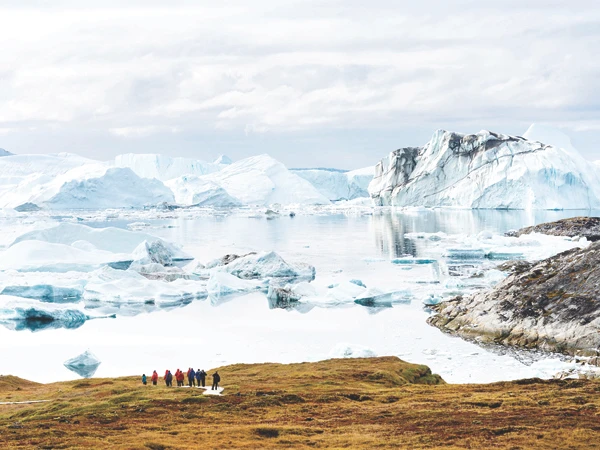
[507,217,600,242]
[368,129,600,209]
[428,241,600,360]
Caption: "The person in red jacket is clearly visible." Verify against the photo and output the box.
[176,369,185,387]
[151,370,158,386]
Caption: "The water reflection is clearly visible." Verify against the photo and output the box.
[370,208,597,259]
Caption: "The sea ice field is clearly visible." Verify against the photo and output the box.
[0,206,597,384]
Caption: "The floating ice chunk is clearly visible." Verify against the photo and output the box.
[290,281,318,297]
[325,281,366,302]
[217,251,315,281]
[443,248,485,260]
[329,343,377,359]
[354,288,412,307]
[0,285,83,303]
[422,294,442,306]
[349,279,366,288]
[265,209,280,219]
[477,230,494,240]
[391,257,437,265]
[63,350,101,378]
[485,251,525,260]
[84,268,206,308]
[267,285,301,309]
[131,240,174,266]
[14,202,41,212]
[206,272,266,300]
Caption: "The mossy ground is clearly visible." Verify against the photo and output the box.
[0,357,599,449]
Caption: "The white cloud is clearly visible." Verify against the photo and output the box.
[0,0,599,162]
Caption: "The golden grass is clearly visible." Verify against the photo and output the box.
[0,357,599,449]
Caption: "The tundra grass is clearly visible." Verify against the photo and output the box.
[0,357,599,449]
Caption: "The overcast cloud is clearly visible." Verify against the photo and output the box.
[0,0,599,168]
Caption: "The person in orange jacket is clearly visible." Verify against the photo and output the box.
[151,370,158,386]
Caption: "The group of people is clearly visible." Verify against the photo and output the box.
[142,368,221,390]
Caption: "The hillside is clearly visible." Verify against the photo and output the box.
[0,357,599,449]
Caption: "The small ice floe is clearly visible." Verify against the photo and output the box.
[63,350,101,378]
[329,343,377,359]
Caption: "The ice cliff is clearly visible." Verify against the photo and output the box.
[369,127,600,210]
[292,167,373,201]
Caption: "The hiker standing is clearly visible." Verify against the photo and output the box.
[188,368,196,387]
[151,370,158,386]
[199,369,207,387]
[164,369,170,386]
[142,374,147,385]
[195,369,202,387]
[211,371,221,390]
[166,370,173,387]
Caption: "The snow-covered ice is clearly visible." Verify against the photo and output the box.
[369,126,600,209]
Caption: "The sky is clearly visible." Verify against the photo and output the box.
[0,0,599,168]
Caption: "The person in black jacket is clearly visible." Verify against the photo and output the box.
[198,369,207,387]
[211,371,221,390]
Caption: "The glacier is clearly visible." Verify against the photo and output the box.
[292,166,374,201]
[369,127,600,209]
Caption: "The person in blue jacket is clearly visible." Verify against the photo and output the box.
[142,374,147,385]
[188,368,196,387]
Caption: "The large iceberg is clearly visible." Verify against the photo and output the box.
[0,148,13,157]
[166,176,242,207]
[292,166,374,201]
[202,155,330,205]
[369,127,600,209]
[63,350,101,378]
[114,153,221,182]
[0,153,98,208]
[46,167,174,209]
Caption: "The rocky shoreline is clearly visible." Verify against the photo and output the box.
[506,216,600,241]
[428,218,600,364]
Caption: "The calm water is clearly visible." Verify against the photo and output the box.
[0,208,595,384]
